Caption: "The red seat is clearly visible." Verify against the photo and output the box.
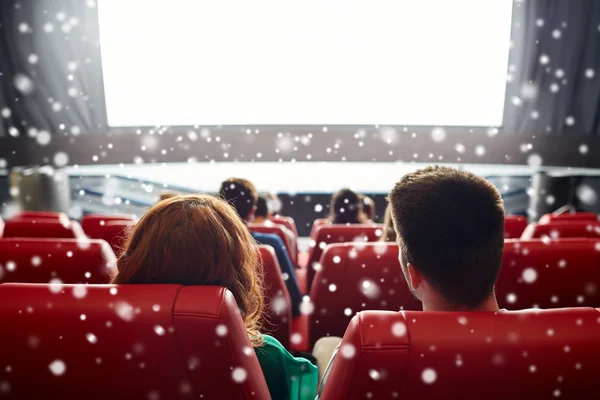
[13,211,68,221]
[258,245,292,349]
[3,218,86,239]
[269,215,299,238]
[539,212,598,224]
[0,284,270,399]
[81,214,135,238]
[309,218,330,240]
[306,224,383,290]
[0,216,4,238]
[521,221,600,239]
[91,220,134,257]
[504,215,528,238]
[321,308,600,400]
[496,239,600,309]
[249,223,297,265]
[306,243,420,349]
[0,238,116,284]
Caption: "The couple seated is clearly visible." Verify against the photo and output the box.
[113,166,506,400]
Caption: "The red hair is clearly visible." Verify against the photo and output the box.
[111,194,264,346]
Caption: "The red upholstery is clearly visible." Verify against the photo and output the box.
[91,220,134,257]
[81,214,135,238]
[3,218,86,239]
[0,216,4,238]
[13,211,67,220]
[309,218,330,240]
[269,215,299,238]
[258,245,292,349]
[249,223,297,264]
[308,243,420,349]
[497,239,600,309]
[521,221,600,239]
[504,215,528,238]
[0,284,270,399]
[0,238,116,284]
[321,308,600,400]
[306,224,383,290]
[539,212,598,224]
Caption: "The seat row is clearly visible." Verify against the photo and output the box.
[0,283,598,399]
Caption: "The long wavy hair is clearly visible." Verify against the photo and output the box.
[111,194,264,346]
[330,188,367,224]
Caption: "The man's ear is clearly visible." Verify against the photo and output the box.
[406,263,424,291]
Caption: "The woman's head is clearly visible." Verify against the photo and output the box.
[330,188,365,224]
[112,194,264,345]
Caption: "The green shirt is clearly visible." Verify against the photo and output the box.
[255,334,318,400]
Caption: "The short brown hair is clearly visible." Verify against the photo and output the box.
[112,194,264,346]
[388,166,505,308]
[219,178,258,220]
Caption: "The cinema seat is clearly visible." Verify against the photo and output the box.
[270,215,299,238]
[307,243,420,349]
[320,308,600,400]
[86,220,134,256]
[309,218,330,240]
[305,224,383,290]
[3,218,86,239]
[81,214,135,238]
[0,238,116,284]
[0,284,270,399]
[539,212,598,224]
[0,216,4,237]
[521,221,600,239]
[504,215,528,238]
[13,211,68,221]
[259,245,292,349]
[496,239,600,309]
[249,223,297,264]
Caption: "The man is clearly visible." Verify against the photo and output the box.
[316,166,505,394]
[219,178,302,316]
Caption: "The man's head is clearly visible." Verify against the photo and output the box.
[388,166,505,310]
[219,178,258,221]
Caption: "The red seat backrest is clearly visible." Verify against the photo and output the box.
[3,218,86,239]
[94,220,134,257]
[321,308,600,400]
[0,238,116,284]
[504,215,528,238]
[0,216,4,238]
[306,224,383,290]
[308,243,420,348]
[521,221,600,239]
[249,223,297,264]
[258,245,292,349]
[81,214,135,239]
[13,211,68,221]
[496,239,600,309]
[309,218,330,240]
[0,284,270,399]
[269,215,299,238]
[539,212,598,224]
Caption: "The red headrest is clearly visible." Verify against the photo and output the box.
[497,239,600,309]
[504,215,528,238]
[521,221,600,239]
[309,218,331,240]
[81,214,135,239]
[0,238,116,284]
[3,218,86,239]
[539,212,598,224]
[269,215,299,238]
[13,211,68,221]
[308,243,420,348]
[321,308,600,400]
[306,224,383,290]
[0,284,270,399]
[0,216,4,238]
[258,245,292,349]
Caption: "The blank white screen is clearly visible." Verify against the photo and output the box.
[98,0,513,127]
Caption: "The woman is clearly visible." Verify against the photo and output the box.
[329,188,367,224]
[112,194,317,399]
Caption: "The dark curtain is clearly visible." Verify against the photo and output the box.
[504,0,600,135]
[0,0,106,139]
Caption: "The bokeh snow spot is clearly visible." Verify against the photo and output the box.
[421,368,437,384]
[391,321,407,337]
[522,268,537,284]
[48,360,66,376]
[232,367,247,383]
[216,324,228,337]
[340,344,356,359]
